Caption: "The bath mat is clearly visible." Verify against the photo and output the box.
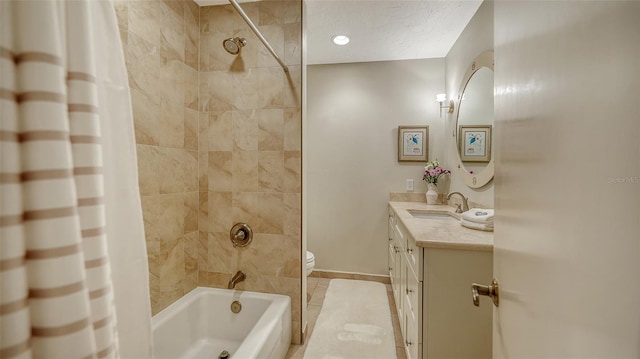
[304,279,397,359]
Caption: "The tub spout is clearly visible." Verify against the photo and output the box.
[228,271,246,289]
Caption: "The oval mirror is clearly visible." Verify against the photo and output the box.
[452,51,494,188]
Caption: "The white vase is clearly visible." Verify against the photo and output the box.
[426,183,438,205]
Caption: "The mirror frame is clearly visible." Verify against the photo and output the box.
[452,51,494,188]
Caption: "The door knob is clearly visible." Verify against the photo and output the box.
[472,279,499,307]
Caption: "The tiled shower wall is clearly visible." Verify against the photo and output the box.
[115,0,302,343]
[115,0,200,314]
[198,1,303,343]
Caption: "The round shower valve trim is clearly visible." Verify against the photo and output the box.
[230,223,253,247]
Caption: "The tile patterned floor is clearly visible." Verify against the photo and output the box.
[285,277,407,359]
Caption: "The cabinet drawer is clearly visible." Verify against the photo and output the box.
[405,270,422,340]
[406,233,423,281]
[403,293,422,359]
[393,223,406,252]
[388,243,396,284]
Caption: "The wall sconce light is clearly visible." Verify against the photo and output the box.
[436,93,454,117]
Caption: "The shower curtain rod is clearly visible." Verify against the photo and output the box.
[229,0,290,73]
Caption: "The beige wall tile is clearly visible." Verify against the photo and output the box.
[141,194,185,241]
[198,192,209,232]
[185,22,199,70]
[146,236,160,280]
[284,108,301,151]
[184,192,199,233]
[159,235,185,291]
[183,273,197,295]
[159,148,197,194]
[199,112,209,151]
[199,32,211,72]
[206,71,234,111]
[131,89,160,145]
[209,192,233,233]
[159,61,186,100]
[201,4,238,34]
[161,0,184,17]
[232,192,260,226]
[257,193,284,234]
[258,151,284,192]
[291,320,301,345]
[159,99,185,148]
[185,1,199,28]
[128,1,161,45]
[284,65,301,108]
[207,232,236,273]
[114,0,128,32]
[184,108,198,150]
[198,231,208,273]
[258,67,285,109]
[257,25,284,68]
[284,0,302,24]
[258,109,284,150]
[200,271,234,288]
[284,256,302,279]
[185,67,199,111]
[232,69,259,110]
[125,33,161,101]
[199,75,210,111]
[258,1,284,26]
[209,111,233,151]
[159,4,185,64]
[232,151,259,192]
[284,193,301,236]
[156,287,182,314]
[118,26,128,50]
[283,150,301,193]
[136,145,160,196]
[198,151,208,191]
[284,22,301,66]
[208,151,233,192]
[233,110,258,151]
[239,234,290,277]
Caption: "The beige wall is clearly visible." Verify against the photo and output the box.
[306,59,445,275]
[444,1,494,208]
[198,1,303,343]
[116,0,303,343]
[115,0,200,315]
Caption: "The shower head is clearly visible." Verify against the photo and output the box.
[222,37,247,55]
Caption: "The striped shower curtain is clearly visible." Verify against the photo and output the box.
[1,1,150,358]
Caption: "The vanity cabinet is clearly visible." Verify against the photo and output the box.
[388,205,493,359]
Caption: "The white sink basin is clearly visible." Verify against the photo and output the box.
[407,210,457,221]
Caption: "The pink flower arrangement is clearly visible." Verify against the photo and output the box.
[423,159,451,184]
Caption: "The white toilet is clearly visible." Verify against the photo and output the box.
[305,251,315,276]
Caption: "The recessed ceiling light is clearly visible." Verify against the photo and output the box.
[332,35,350,46]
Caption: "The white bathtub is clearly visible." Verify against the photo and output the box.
[152,287,291,359]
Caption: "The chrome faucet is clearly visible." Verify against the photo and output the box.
[446,192,470,213]
[227,271,246,289]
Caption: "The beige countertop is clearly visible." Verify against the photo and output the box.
[389,201,494,252]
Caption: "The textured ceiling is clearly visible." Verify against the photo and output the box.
[194,0,483,65]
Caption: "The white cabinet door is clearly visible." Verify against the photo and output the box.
[493,2,640,357]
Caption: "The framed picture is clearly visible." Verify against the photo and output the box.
[459,125,492,162]
[398,126,429,162]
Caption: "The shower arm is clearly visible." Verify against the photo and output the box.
[228,0,289,73]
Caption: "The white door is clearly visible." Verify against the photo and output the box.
[492,2,640,358]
